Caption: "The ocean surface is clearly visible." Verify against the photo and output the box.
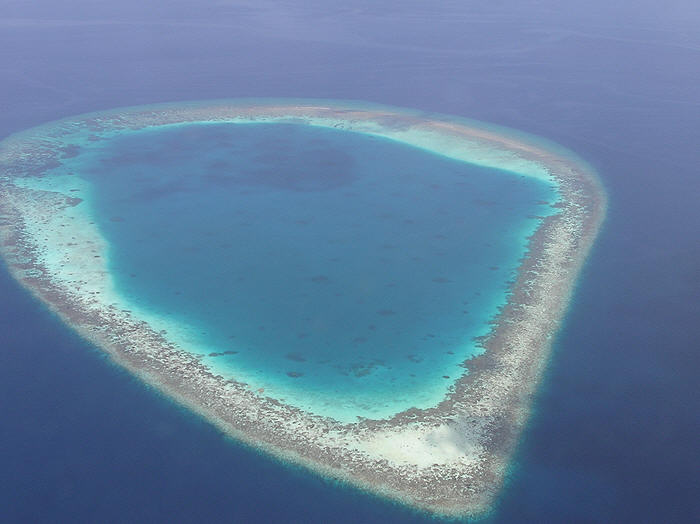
[1,1,698,523]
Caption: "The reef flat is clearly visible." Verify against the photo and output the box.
[0,100,606,517]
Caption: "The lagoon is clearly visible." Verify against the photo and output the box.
[67,121,558,420]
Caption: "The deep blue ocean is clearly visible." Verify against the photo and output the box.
[1,1,698,522]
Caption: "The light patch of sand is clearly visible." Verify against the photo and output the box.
[353,421,484,467]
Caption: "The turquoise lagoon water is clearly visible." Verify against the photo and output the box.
[58,122,557,421]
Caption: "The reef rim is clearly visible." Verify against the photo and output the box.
[0,99,607,518]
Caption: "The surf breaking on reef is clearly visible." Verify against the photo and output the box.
[0,100,606,518]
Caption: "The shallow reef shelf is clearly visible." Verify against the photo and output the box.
[0,100,606,518]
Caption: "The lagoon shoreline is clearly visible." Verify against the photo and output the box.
[0,101,606,518]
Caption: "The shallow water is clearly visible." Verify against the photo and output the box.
[55,121,557,420]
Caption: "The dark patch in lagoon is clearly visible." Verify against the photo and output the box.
[208,350,239,357]
[65,197,83,207]
[242,146,357,192]
[286,371,304,378]
[342,360,385,378]
[128,179,193,202]
[60,144,81,159]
